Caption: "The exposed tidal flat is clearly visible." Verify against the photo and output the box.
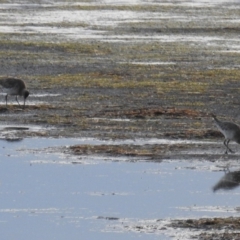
[0,1,240,239]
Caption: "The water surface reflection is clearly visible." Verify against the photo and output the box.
[213,169,240,192]
[0,138,240,239]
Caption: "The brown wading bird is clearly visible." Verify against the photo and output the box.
[211,113,240,154]
[0,77,30,108]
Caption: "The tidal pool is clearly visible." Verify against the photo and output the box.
[0,138,240,239]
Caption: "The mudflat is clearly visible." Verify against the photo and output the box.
[0,1,240,239]
[0,1,239,141]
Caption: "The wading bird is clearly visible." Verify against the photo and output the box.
[212,113,240,154]
[0,77,30,108]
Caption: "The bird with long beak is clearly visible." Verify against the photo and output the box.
[0,77,30,108]
[211,113,240,154]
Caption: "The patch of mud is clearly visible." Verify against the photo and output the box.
[97,107,207,118]
[19,137,234,165]
[93,107,222,139]
[68,143,195,160]
[68,140,234,161]
[97,216,119,221]
[169,217,240,240]
[3,127,29,130]
[176,216,240,230]
[4,137,23,142]
[0,124,53,139]
[1,1,240,141]
[70,144,165,158]
[108,216,240,240]
[0,104,54,111]
[0,107,8,113]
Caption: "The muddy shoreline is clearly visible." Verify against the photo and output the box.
[1,1,240,239]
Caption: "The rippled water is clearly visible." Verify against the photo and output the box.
[0,138,239,239]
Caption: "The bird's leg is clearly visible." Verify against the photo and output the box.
[23,98,26,109]
[5,95,8,107]
[15,95,20,105]
[227,140,235,153]
[224,139,228,154]
[224,139,234,154]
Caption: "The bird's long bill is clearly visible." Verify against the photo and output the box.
[23,99,26,108]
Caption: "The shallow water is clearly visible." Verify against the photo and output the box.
[0,138,240,239]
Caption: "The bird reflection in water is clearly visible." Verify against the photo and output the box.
[213,168,240,192]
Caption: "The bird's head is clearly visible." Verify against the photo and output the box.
[24,90,30,99]
[209,113,217,121]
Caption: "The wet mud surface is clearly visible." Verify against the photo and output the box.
[69,141,234,162]
[1,1,240,239]
[121,217,240,240]
[170,217,240,240]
